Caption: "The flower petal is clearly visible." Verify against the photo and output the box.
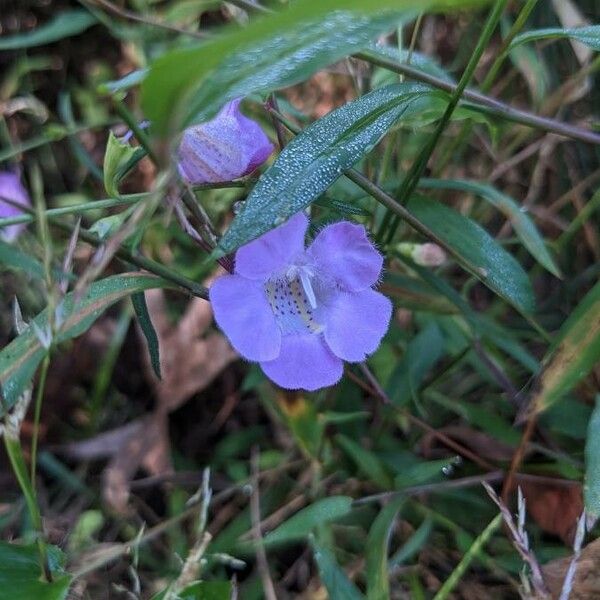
[323,289,392,362]
[209,274,281,361]
[0,170,31,242]
[260,333,343,391]
[177,99,273,184]
[235,212,308,281]
[308,222,383,291]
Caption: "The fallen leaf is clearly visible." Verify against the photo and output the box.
[543,537,600,599]
[518,481,584,545]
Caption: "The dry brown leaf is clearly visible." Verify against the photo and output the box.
[59,287,237,513]
[543,537,600,599]
[518,481,584,545]
[140,288,237,411]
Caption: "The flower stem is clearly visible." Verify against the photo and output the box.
[29,354,50,486]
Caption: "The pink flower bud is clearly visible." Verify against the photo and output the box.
[0,170,31,242]
[398,242,447,267]
[177,99,274,184]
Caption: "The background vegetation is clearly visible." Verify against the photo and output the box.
[0,0,599,598]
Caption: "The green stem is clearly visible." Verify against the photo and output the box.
[30,354,50,486]
[352,52,600,146]
[433,513,502,600]
[436,0,540,172]
[0,194,147,228]
[384,0,509,243]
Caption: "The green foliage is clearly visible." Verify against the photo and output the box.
[531,280,600,415]
[585,396,600,520]
[131,291,162,379]
[511,25,600,52]
[0,10,96,50]
[0,274,171,410]
[103,132,146,198]
[265,497,353,545]
[312,539,365,600]
[218,83,437,254]
[0,542,71,600]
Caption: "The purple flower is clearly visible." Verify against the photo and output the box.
[209,213,392,391]
[177,99,274,185]
[0,170,31,242]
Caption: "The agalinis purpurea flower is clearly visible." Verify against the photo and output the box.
[0,170,31,242]
[209,213,392,391]
[178,99,274,185]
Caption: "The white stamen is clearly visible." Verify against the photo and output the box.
[299,269,317,309]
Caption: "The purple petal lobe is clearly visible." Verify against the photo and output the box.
[323,289,392,362]
[235,212,308,281]
[178,99,274,184]
[260,333,343,391]
[210,274,281,361]
[0,171,31,242]
[308,222,383,291]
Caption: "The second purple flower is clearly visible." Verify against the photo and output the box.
[210,213,392,391]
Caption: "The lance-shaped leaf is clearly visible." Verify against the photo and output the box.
[511,26,600,52]
[529,280,600,416]
[217,83,436,254]
[585,396,600,522]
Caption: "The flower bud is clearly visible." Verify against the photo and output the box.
[0,170,31,242]
[177,99,274,184]
[398,242,447,267]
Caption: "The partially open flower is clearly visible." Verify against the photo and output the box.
[209,213,392,391]
[0,170,31,242]
[177,99,274,185]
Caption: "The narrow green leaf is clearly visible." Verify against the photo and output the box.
[141,0,486,136]
[531,280,600,414]
[0,10,96,50]
[131,292,161,379]
[265,496,353,545]
[584,396,600,520]
[336,434,393,489]
[312,540,365,600]
[103,132,146,198]
[0,541,71,600]
[0,273,171,411]
[366,497,404,600]
[0,240,44,278]
[419,178,560,277]
[511,25,600,52]
[406,196,535,313]
[386,322,445,406]
[218,83,436,254]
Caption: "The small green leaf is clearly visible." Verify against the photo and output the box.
[366,497,404,600]
[312,540,365,600]
[585,396,600,520]
[336,434,393,489]
[419,178,560,277]
[0,541,71,600]
[131,292,161,379]
[531,280,600,415]
[0,10,96,51]
[407,196,535,313]
[265,496,353,545]
[218,83,436,254]
[0,273,171,411]
[511,25,600,52]
[103,132,146,198]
